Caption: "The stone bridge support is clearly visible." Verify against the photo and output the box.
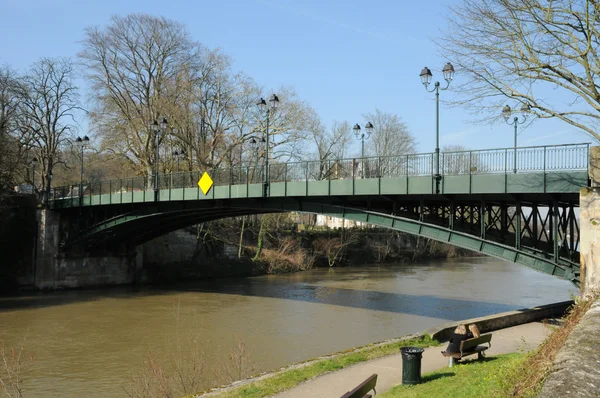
[581,146,600,295]
[35,209,144,289]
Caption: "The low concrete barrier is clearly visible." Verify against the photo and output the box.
[426,300,574,342]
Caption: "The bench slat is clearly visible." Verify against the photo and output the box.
[460,333,492,352]
[340,373,377,398]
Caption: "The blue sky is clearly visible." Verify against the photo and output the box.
[1,0,593,156]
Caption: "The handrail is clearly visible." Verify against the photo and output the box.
[49,142,590,201]
[440,142,590,155]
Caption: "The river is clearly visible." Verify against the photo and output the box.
[0,257,578,397]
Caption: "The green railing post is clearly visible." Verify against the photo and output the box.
[327,159,331,195]
[543,146,547,192]
[229,167,233,198]
[468,151,472,194]
[543,146,547,172]
[284,163,288,197]
[305,162,309,196]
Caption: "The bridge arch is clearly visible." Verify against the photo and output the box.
[63,200,580,287]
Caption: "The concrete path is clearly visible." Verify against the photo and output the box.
[272,322,554,398]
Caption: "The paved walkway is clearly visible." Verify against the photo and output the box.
[272,322,554,398]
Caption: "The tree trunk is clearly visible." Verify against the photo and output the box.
[238,216,246,258]
[252,216,266,261]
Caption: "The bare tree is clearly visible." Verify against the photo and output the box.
[305,116,352,180]
[361,109,417,177]
[0,67,26,191]
[441,144,488,174]
[440,0,600,141]
[18,58,80,195]
[441,144,471,174]
[80,14,209,178]
[363,109,416,157]
[80,14,314,182]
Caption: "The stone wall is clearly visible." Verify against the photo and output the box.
[141,228,255,281]
[580,187,600,294]
[0,194,37,290]
[540,299,600,397]
[34,209,143,289]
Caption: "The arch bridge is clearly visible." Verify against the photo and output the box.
[49,143,590,287]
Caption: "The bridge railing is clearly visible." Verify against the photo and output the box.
[49,143,590,201]
[441,143,589,175]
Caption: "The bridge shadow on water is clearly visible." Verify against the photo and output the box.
[0,271,529,321]
[170,276,530,321]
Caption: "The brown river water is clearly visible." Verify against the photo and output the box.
[0,257,578,397]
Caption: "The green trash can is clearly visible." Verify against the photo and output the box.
[400,346,424,385]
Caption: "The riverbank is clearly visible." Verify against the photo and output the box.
[143,224,478,284]
[194,301,572,398]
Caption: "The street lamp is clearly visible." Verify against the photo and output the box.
[250,137,266,164]
[75,135,90,206]
[420,62,455,192]
[502,104,530,173]
[353,122,373,178]
[256,94,279,197]
[31,157,38,196]
[173,149,185,172]
[151,118,168,202]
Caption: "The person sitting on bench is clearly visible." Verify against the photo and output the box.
[444,324,470,354]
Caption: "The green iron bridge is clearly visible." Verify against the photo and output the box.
[49,143,590,287]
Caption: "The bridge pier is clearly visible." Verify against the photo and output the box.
[35,209,144,289]
[581,146,600,295]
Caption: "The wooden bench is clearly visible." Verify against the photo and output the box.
[442,333,492,367]
[340,373,377,398]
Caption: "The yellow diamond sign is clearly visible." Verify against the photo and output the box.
[198,172,213,195]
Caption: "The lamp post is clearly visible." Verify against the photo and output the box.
[352,122,373,178]
[173,149,185,172]
[151,118,168,202]
[250,137,265,182]
[256,94,279,197]
[420,63,455,192]
[31,157,38,196]
[502,104,530,174]
[250,137,265,163]
[75,135,90,206]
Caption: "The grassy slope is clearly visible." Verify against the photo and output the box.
[381,353,528,398]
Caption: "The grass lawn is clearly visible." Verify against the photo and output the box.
[191,335,436,398]
[380,353,529,398]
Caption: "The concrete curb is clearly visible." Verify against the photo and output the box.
[197,300,573,397]
[426,300,574,342]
